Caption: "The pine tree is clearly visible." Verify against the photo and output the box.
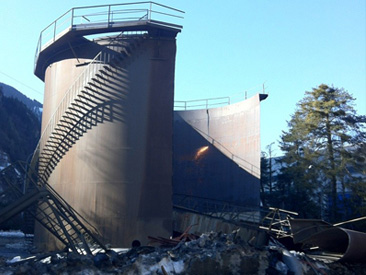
[260,152,270,206]
[261,143,277,207]
[278,84,366,222]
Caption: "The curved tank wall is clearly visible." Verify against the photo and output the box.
[173,95,263,208]
[34,34,177,250]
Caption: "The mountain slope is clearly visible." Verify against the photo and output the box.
[0,82,42,119]
[0,88,41,163]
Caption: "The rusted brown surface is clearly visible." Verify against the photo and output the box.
[290,219,366,263]
[35,33,178,250]
[289,219,333,244]
[173,95,264,208]
[172,208,268,247]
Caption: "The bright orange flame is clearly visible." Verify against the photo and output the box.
[194,146,209,160]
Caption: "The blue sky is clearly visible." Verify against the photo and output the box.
[0,1,365,155]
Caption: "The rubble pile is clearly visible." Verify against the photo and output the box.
[0,231,365,274]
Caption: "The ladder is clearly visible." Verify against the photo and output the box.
[0,164,107,255]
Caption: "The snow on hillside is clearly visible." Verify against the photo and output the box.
[0,82,42,120]
[0,151,10,171]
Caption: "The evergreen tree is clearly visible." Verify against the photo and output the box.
[260,143,277,207]
[278,84,366,222]
[260,152,270,206]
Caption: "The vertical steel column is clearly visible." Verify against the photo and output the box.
[108,5,111,26]
[148,2,152,20]
[71,9,74,26]
[53,22,57,42]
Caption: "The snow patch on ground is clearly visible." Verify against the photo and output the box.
[0,231,26,238]
[5,241,27,250]
[133,254,185,274]
[6,256,22,264]
[0,230,34,260]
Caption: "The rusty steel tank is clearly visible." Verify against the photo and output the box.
[172,94,267,208]
[33,3,183,250]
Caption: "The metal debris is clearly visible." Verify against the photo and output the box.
[148,224,198,247]
[289,219,366,263]
[1,230,365,274]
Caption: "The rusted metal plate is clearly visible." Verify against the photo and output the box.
[289,219,333,244]
[36,34,178,250]
[173,95,264,209]
[173,208,269,247]
[290,219,366,263]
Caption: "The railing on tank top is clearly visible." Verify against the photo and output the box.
[174,97,231,110]
[34,2,184,69]
[174,85,268,111]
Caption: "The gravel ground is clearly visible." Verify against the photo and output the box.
[0,231,33,260]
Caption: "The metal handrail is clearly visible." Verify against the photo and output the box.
[187,124,261,177]
[30,46,120,171]
[173,194,293,227]
[174,97,230,110]
[34,2,184,69]
[174,85,268,111]
[173,194,261,221]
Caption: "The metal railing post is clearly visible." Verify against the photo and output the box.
[149,2,152,20]
[108,5,111,25]
[71,9,74,26]
[39,34,42,52]
[53,22,57,42]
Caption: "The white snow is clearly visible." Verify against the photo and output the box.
[159,257,185,274]
[6,256,22,264]
[0,230,26,238]
[136,256,185,275]
[6,255,36,264]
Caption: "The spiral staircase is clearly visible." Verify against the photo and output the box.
[0,4,165,253]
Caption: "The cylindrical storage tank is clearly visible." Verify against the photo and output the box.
[172,95,264,208]
[34,32,178,250]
